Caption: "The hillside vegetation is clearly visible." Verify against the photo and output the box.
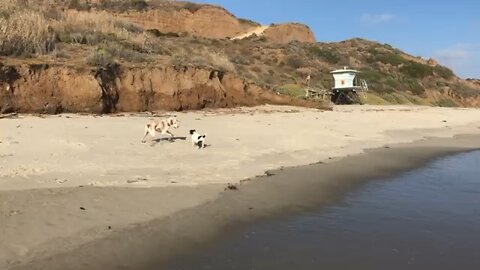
[1,0,479,112]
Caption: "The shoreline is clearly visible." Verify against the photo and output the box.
[2,105,480,268]
[5,134,480,270]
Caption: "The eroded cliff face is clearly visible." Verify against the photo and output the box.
[116,5,316,43]
[263,23,316,44]
[0,63,321,114]
[117,5,259,39]
[0,64,103,114]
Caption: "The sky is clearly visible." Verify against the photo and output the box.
[195,0,480,79]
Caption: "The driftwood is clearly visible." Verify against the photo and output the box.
[0,113,18,119]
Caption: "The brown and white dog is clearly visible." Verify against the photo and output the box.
[141,117,179,143]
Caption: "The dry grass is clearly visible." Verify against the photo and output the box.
[204,50,235,72]
[172,46,235,72]
[55,10,144,45]
[0,1,145,56]
[0,0,56,56]
[1,0,19,11]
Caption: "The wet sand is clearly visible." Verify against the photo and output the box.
[165,150,480,270]
[2,105,480,269]
[6,134,480,270]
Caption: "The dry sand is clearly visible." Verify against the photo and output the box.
[2,105,480,268]
[231,25,269,40]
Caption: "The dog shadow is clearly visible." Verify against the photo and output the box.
[195,143,212,149]
[152,136,187,144]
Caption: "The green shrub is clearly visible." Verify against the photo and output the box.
[358,69,395,93]
[97,0,148,12]
[250,65,262,73]
[114,21,143,33]
[231,54,250,65]
[381,92,407,104]
[276,84,305,98]
[238,18,259,26]
[86,41,147,66]
[433,65,455,79]
[0,10,9,19]
[57,29,118,45]
[453,84,480,98]
[286,56,305,69]
[434,98,458,107]
[384,77,401,89]
[376,53,405,66]
[367,48,406,66]
[405,79,425,95]
[43,8,63,20]
[359,69,389,81]
[360,92,391,105]
[182,2,203,13]
[400,61,433,78]
[404,94,431,106]
[146,29,179,38]
[100,41,147,62]
[86,49,115,66]
[309,46,340,64]
[68,0,91,11]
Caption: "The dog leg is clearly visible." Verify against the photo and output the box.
[142,125,156,143]
[141,131,149,143]
[166,130,175,141]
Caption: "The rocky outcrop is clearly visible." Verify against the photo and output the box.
[0,63,322,114]
[263,23,316,44]
[427,58,439,66]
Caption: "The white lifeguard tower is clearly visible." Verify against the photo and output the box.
[330,67,368,104]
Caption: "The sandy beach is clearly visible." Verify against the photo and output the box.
[2,105,480,269]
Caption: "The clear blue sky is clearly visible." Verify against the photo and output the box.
[196,0,480,79]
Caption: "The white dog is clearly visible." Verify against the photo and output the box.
[141,117,179,143]
[189,129,207,149]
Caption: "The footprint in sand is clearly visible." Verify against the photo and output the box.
[7,210,22,217]
[55,178,68,184]
[0,166,47,177]
[126,176,149,184]
[56,139,87,149]
[2,137,20,145]
[88,181,102,186]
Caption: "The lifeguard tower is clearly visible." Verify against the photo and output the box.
[330,67,368,104]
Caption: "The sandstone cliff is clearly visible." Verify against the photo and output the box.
[263,23,316,44]
[116,4,260,40]
[0,63,321,114]
[110,2,317,43]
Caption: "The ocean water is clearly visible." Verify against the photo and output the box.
[166,151,480,270]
